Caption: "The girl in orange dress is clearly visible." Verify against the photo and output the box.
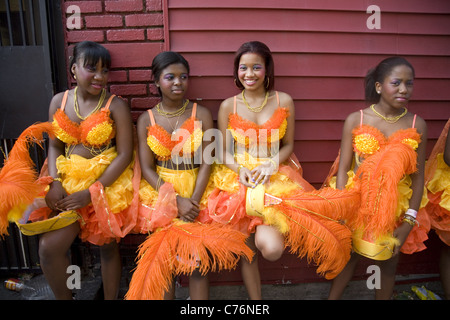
[0,41,138,299]
[327,57,429,300]
[424,118,450,299]
[203,41,358,299]
[125,51,252,300]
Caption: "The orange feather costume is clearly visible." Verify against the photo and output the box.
[0,122,54,236]
[325,120,430,259]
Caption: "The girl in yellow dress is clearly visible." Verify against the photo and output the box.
[0,41,138,299]
[327,57,429,300]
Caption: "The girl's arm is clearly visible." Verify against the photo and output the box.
[336,112,359,190]
[45,92,68,211]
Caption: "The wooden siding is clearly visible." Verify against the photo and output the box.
[167,0,450,186]
[166,0,450,287]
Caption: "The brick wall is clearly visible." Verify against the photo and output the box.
[62,0,166,120]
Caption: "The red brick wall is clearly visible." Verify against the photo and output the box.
[62,0,166,121]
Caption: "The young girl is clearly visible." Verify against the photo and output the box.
[424,118,450,299]
[125,51,252,300]
[327,57,428,300]
[0,41,137,299]
[207,41,358,299]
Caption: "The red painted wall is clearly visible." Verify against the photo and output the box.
[62,0,450,285]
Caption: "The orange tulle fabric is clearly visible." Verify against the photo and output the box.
[0,122,54,236]
[125,183,253,300]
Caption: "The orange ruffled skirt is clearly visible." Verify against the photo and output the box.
[30,147,140,246]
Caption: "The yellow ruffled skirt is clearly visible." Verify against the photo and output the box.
[30,147,139,245]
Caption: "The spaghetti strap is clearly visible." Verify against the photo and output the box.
[359,109,364,126]
[60,90,69,111]
[148,109,156,126]
[412,114,417,128]
[103,94,116,111]
[275,91,279,106]
[233,95,237,114]
[191,103,197,119]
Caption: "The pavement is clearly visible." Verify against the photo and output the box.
[0,267,446,300]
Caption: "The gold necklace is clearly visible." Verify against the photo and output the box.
[74,86,106,120]
[370,104,408,123]
[155,99,189,118]
[242,90,269,113]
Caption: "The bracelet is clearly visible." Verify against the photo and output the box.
[402,214,418,227]
[405,208,418,219]
[53,177,62,183]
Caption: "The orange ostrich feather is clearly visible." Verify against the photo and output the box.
[354,129,420,239]
[0,122,54,235]
[125,220,253,300]
[277,187,360,279]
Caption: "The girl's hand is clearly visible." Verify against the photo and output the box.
[176,196,200,222]
[238,166,255,188]
[392,221,414,256]
[45,181,67,211]
[251,161,276,185]
[54,189,91,211]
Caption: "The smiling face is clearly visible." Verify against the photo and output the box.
[156,63,189,101]
[237,53,266,92]
[71,57,109,95]
[376,64,414,109]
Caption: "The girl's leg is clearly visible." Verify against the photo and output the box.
[255,225,284,262]
[328,252,361,300]
[189,270,209,300]
[240,233,261,300]
[39,222,80,300]
[99,240,121,300]
[439,245,450,300]
[376,253,400,300]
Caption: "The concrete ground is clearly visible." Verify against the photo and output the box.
[0,268,445,300]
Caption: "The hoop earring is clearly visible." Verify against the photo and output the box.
[265,77,270,89]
